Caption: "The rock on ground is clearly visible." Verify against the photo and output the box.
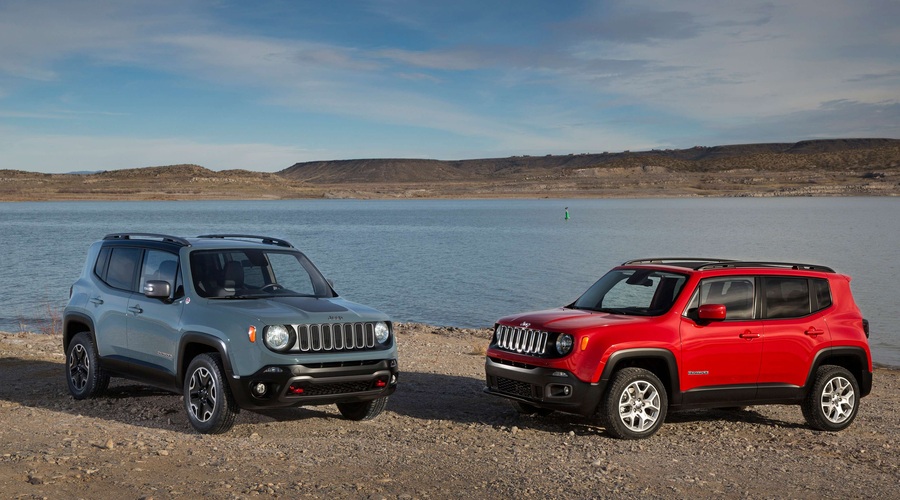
[0,326,897,498]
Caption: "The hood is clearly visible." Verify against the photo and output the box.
[205,296,388,324]
[498,307,655,332]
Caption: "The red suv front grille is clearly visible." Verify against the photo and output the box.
[495,325,549,355]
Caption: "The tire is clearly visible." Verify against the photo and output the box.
[511,400,554,417]
[599,367,668,439]
[66,332,110,399]
[802,365,860,432]
[183,353,238,434]
[337,396,388,421]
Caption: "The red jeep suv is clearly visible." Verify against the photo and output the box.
[484,258,873,439]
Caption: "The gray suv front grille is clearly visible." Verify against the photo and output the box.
[293,323,377,352]
[495,325,548,355]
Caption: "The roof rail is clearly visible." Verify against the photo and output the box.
[103,233,191,246]
[696,261,835,273]
[623,258,735,268]
[197,234,294,248]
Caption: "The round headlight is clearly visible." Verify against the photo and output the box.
[264,325,294,352]
[555,334,574,355]
[374,322,390,344]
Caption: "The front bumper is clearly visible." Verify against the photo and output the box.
[484,356,604,417]
[229,358,399,410]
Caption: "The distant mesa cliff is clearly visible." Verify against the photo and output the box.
[3,138,899,201]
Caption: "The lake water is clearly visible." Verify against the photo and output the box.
[1,197,898,367]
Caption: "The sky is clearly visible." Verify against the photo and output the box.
[1,0,898,173]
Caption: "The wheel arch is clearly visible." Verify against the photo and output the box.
[598,348,681,405]
[806,347,873,397]
[178,333,233,388]
[63,312,95,352]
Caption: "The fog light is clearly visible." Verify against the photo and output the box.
[251,382,267,397]
[548,384,573,398]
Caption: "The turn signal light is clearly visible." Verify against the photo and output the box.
[248,326,257,343]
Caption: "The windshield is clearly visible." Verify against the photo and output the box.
[570,269,688,316]
[190,249,334,299]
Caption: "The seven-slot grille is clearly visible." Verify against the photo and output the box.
[494,325,549,355]
[292,323,377,352]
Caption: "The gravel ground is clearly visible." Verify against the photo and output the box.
[1,324,897,499]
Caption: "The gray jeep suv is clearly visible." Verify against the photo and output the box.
[63,233,398,433]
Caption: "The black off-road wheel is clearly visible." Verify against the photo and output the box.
[183,353,238,434]
[802,365,860,432]
[66,332,110,399]
[337,397,388,421]
[599,367,668,439]
[511,400,554,417]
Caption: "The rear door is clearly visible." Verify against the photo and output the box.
[92,246,141,358]
[758,277,832,388]
[679,276,762,401]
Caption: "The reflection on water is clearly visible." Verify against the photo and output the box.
[1,197,898,367]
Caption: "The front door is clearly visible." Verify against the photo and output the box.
[126,249,184,378]
[679,276,762,403]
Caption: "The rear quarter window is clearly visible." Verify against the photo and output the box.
[813,278,832,311]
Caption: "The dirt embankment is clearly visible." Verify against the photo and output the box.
[3,139,900,200]
[1,325,898,499]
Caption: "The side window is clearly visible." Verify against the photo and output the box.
[94,247,111,281]
[764,277,811,319]
[140,250,179,296]
[687,277,755,320]
[812,278,832,312]
[105,247,142,291]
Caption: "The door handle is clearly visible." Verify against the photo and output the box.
[89,297,104,305]
[739,330,761,339]
[804,327,824,337]
[128,305,143,314]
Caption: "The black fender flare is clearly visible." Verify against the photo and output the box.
[177,332,234,388]
[62,312,96,352]
[597,348,683,405]
[806,347,873,397]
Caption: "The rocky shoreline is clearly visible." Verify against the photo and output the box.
[1,324,897,498]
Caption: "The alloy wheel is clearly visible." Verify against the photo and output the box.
[617,380,662,432]
[188,367,217,422]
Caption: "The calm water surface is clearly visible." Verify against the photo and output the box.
[2,197,898,367]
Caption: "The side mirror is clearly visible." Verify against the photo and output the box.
[698,304,727,321]
[143,280,172,299]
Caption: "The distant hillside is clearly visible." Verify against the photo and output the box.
[275,138,900,198]
[280,138,900,182]
[2,139,899,201]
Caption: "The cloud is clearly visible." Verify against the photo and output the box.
[711,100,900,144]
[0,0,896,172]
